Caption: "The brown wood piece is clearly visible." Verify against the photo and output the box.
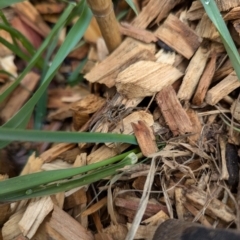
[1,72,40,122]
[224,6,240,20]
[12,1,51,38]
[186,109,202,145]
[215,0,240,11]
[11,16,42,51]
[40,143,76,163]
[155,14,201,59]
[18,197,54,239]
[196,14,220,42]
[0,203,11,226]
[2,207,25,240]
[45,224,66,240]
[115,196,169,217]
[84,38,156,88]
[116,61,183,98]
[177,45,210,101]
[102,224,128,240]
[64,188,87,210]
[120,22,158,43]
[187,1,204,21]
[206,71,240,105]
[0,30,13,56]
[94,232,113,240]
[156,86,193,136]
[34,2,66,14]
[183,202,212,227]
[192,52,217,105]
[48,205,94,240]
[131,120,158,157]
[81,197,107,217]
[130,0,182,28]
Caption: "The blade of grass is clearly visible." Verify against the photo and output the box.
[0,23,42,67]
[0,151,138,201]
[0,128,137,145]
[0,36,31,63]
[67,57,87,85]
[0,0,25,9]
[1,1,91,124]
[34,29,60,129]
[200,0,240,79]
[0,2,92,148]
[0,3,75,103]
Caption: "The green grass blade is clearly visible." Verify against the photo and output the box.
[200,0,240,79]
[0,0,25,9]
[1,1,91,126]
[0,3,75,103]
[0,36,31,62]
[34,30,60,129]
[67,58,87,85]
[0,128,137,145]
[0,23,42,67]
[0,3,76,148]
[0,151,138,201]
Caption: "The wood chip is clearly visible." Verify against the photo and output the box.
[156,86,193,136]
[192,52,217,105]
[84,38,156,88]
[18,197,54,239]
[47,205,94,240]
[177,44,210,101]
[116,61,183,98]
[120,22,158,43]
[12,1,51,38]
[206,71,240,105]
[131,120,158,157]
[1,71,40,122]
[155,14,201,59]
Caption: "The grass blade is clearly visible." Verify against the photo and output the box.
[0,3,75,103]
[200,0,240,79]
[0,0,25,9]
[0,128,137,145]
[0,151,138,201]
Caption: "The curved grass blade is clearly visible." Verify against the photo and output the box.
[1,1,91,123]
[0,3,75,103]
[0,151,138,201]
[0,36,31,62]
[200,0,240,79]
[0,23,41,67]
[0,3,82,148]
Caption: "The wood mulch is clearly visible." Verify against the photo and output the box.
[1,0,240,239]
